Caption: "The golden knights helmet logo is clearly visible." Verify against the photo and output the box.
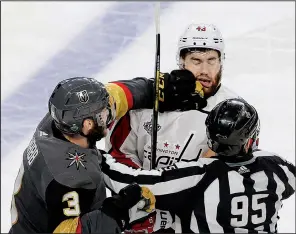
[77,90,89,103]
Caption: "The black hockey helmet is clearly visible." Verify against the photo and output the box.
[205,98,260,157]
[48,77,110,135]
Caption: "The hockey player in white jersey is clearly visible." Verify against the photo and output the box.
[101,98,296,233]
[105,23,241,232]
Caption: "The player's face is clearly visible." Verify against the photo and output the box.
[182,50,222,97]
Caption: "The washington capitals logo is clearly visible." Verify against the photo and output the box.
[143,116,161,136]
[66,150,87,170]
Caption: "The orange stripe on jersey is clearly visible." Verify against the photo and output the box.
[105,83,133,120]
[112,82,133,109]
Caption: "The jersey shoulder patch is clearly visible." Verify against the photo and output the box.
[37,136,102,190]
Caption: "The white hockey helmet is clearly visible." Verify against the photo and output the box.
[176,23,225,67]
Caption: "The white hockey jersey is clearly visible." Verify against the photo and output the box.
[104,84,239,231]
[105,84,239,168]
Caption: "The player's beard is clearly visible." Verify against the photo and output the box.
[87,124,106,147]
[203,68,222,98]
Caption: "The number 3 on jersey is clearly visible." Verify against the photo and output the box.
[62,191,81,216]
[231,194,269,227]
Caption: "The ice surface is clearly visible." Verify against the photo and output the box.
[1,1,295,232]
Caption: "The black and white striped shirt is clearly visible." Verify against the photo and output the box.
[101,150,295,233]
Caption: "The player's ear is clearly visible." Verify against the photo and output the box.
[82,118,94,135]
[179,57,185,69]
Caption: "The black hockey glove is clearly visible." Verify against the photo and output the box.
[101,183,155,231]
[158,69,207,112]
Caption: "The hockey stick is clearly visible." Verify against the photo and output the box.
[151,2,161,170]
[175,133,194,162]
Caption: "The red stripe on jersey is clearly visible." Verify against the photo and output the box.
[111,82,134,109]
[76,218,82,233]
[109,114,140,169]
